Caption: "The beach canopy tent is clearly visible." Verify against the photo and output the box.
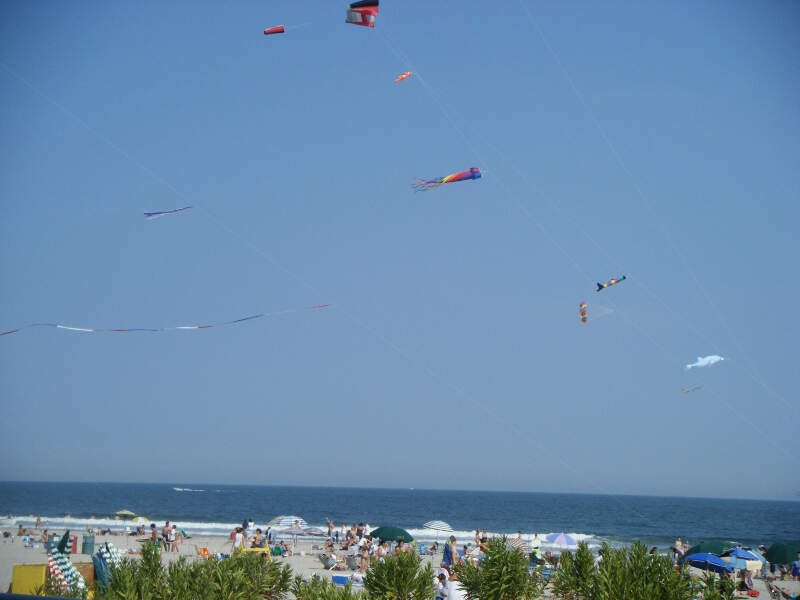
[683,553,734,575]
[115,510,136,519]
[765,542,800,565]
[267,515,307,528]
[370,526,413,543]
[683,541,730,558]
[546,533,577,548]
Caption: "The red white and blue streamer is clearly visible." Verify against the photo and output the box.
[1,305,330,337]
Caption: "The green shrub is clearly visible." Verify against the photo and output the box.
[292,574,368,600]
[454,536,544,600]
[363,550,434,599]
[102,547,291,600]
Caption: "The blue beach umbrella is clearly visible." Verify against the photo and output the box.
[683,553,733,575]
[546,533,577,548]
[722,547,764,570]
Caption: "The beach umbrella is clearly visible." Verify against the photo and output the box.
[684,541,729,557]
[115,510,136,519]
[131,516,149,524]
[424,520,453,532]
[370,526,414,543]
[267,515,308,528]
[507,538,531,553]
[546,533,577,548]
[423,520,453,543]
[683,552,733,575]
[57,530,71,554]
[722,547,762,571]
[303,527,326,536]
[765,542,800,565]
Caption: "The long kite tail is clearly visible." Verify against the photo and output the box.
[412,178,443,192]
[0,304,330,337]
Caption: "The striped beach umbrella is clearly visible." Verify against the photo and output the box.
[423,520,453,532]
[507,538,531,553]
[268,515,308,528]
[423,520,454,543]
[47,553,67,588]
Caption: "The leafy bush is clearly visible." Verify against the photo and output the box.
[292,574,368,600]
[453,536,544,600]
[363,550,434,599]
[101,546,291,600]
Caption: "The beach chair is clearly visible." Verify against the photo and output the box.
[195,545,210,560]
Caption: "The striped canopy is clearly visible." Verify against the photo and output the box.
[423,520,453,532]
[267,515,307,528]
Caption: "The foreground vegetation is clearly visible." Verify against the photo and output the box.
[36,538,738,599]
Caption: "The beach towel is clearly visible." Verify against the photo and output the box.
[442,543,452,567]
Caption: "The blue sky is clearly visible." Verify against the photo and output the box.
[1,0,798,500]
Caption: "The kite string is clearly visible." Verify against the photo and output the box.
[377,18,797,471]
[515,3,796,417]
[1,53,655,506]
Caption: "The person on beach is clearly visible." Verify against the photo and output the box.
[532,533,541,549]
[171,525,181,552]
[161,522,171,550]
[474,530,481,546]
[251,528,263,548]
[359,541,370,573]
[231,527,244,553]
[36,516,41,529]
[165,525,175,552]
[150,523,158,544]
[327,519,334,539]
[436,573,448,600]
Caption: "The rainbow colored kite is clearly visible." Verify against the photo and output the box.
[413,167,482,192]
[1,305,330,337]
[579,302,588,323]
[144,206,192,219]
[394,71,412,83]
[596,275,626,292]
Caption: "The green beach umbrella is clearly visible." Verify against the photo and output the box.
[369,526,414,543]
[765,542,800,565]
[683,541,730,558]
[57,530,71,554]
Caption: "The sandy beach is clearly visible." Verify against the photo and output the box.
[2,528,799,598]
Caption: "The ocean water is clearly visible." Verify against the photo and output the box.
[1,482,797,551]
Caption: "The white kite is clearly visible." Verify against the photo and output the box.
[685,355,725,370]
